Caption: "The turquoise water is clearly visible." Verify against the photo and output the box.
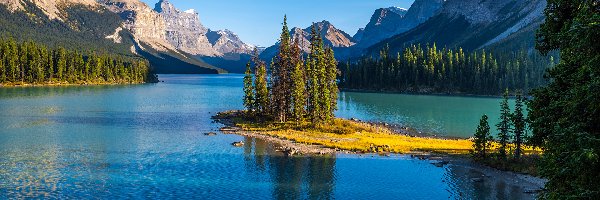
[0,74,529,199]
[337,92,517,138]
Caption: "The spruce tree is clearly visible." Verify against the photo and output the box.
[473,114,493,159]
[291,61,306,121]
[512,91,526,159]
[496,89,512,159]
[253,51,269,116]
[243,61,255,112]
[271,15,293,122]
[325,47,338,122]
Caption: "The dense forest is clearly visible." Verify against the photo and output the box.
[340,44,557,95]
[0,3,134,56]
[528,0,599,198]
[0,37,157,85]
[244,16,338,123]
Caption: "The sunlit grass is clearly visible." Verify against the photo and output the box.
[231,116,475,154]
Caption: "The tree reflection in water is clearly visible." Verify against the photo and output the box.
[242,137,336,200]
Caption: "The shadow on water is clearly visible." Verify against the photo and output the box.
[444,163,537,200]
[242,137,336,200]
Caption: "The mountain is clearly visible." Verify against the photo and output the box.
[153,0,220,57]
[355,0,444,48]
[0,0,259,74]
[260,20,356,61]
[206,29,254,55]
[366,0,547,55]
[0,0,136,54]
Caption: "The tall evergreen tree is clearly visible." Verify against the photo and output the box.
[243,61,255,112]
[512,91,526,159]
[496,89,512,159]
[473,114,493,159]
[253,50,269,115]
[271,15,293,122]
[325,47,338,122]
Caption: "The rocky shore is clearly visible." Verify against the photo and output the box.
[212,110,547,197]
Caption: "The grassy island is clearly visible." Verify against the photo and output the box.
[214,111,473,154]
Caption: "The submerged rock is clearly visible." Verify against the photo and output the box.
[231,141,244,147]
[204,132,217,136]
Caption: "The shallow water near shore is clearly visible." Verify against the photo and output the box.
[0,74,535,199]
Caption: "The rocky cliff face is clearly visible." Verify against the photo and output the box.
[0,0,98,20]
[98,0,174,52]
[154,0,220,56]
[356,0,443,48]
[206,29,254,54]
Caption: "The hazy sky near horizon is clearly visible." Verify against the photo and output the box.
[141,0,415,47]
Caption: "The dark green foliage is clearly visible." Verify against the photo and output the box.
[245,16,338,125]
[0,3,133,56]
[496,89,512,160]
[473,114,493,159]
[512,92,526,159]
[243,61,255,112]
[529,0,600,198]
[252,51,269,115]
[0,37,155,85]
[340,44,555,95]
[270,15,293,122]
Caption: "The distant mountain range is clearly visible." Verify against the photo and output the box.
[365,0,547,55]
[0,0,256,74]
[0,0,548,74]
[261,0,547,62]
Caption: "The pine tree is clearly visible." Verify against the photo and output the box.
[473,114,493,159]
[512,91,526,159]
[496,89,512,159]
[253,51,269,115]
[325,47,338,122]
[291,60,306,121]
[271,15,293,122]
[243,61,255,112]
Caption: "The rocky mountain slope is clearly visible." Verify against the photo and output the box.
[153,0,220,57]
[356,0,444,48]
[365,0,547,55]
[0,0,256,74]
[206,29,254,55]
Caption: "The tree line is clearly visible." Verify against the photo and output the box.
[340,44,556,95]
[0,37,157,85]
[244,16,338,124]
[472,89,528,160]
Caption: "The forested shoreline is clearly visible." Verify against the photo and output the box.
[340,44,557,95]
[0,37,157,86]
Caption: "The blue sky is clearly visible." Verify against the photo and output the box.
[141,0,415,47]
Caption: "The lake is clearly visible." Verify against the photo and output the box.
[0,74,531,199]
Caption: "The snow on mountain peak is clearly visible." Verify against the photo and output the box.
[184,9,195,14]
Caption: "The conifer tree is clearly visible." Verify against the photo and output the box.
[325,47,338,121]
[473,114,493,159]
[306,24,322,123]
[253,50,269,115]
[291,61,306,121]
[271,15,293,122]
[512,91,526,159]
[243,61,255,112]
[496,89,512,159]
